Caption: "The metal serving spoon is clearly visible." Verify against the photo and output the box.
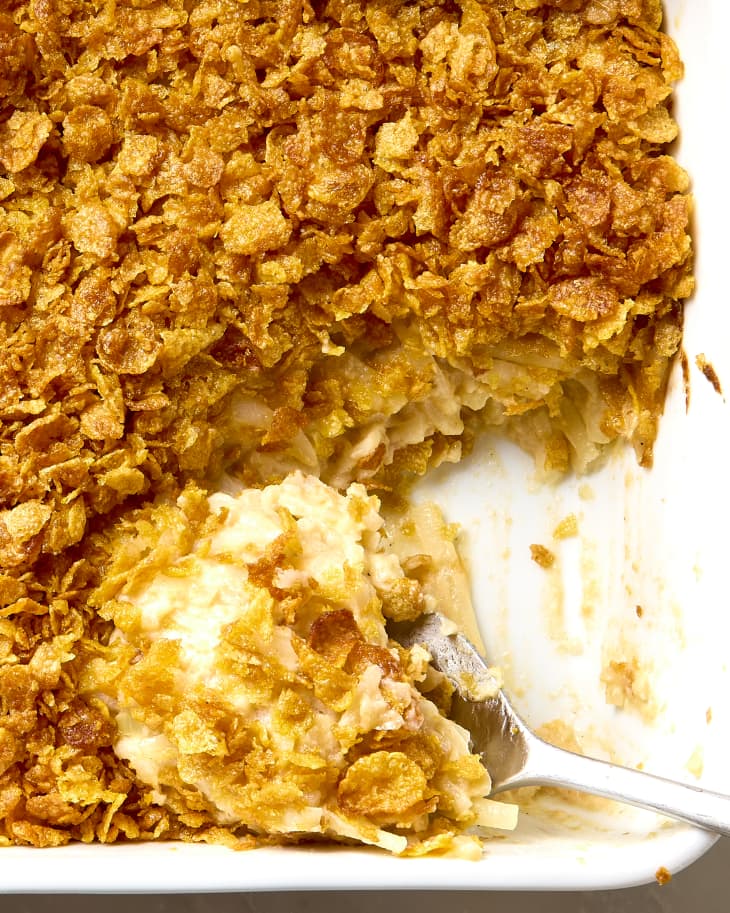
[388,612,730,836]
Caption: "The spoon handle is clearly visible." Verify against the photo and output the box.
[504,736,730,837]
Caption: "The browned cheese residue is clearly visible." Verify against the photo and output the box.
[696,354,723,396]
[681,350,691,412]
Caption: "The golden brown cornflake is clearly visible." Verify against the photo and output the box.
[0,111,53,174]
[338,752,429,825]
[530,544,556,569]
[1,0,692,849]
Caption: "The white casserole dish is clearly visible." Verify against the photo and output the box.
[1,0,729,893]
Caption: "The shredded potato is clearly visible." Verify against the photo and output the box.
[0,0,691,851]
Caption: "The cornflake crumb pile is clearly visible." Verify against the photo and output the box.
[0,0,691,851]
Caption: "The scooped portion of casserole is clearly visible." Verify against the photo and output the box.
[86,472,514,855]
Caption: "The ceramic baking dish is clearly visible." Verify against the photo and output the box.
[1,0,729,892]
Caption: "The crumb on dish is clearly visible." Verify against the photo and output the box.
[530,543,556,569]
[552,514,578,541]
[601,651,659,722]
